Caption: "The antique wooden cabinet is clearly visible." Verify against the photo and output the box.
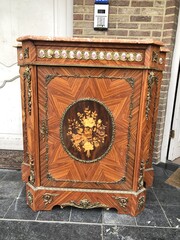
[17,36,167,216]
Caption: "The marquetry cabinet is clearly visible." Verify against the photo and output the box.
[17,36,167,216]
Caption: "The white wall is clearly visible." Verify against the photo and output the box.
[0,0,73,150]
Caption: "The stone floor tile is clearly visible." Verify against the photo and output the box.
[0,220,102,240]
[37,206,71,222]
[102,208,136,225]
[70,207,102,223]
[162,205,180,228]
[153,188,180,206]
[153,165,167,177]
[0,181,24,198]
[0,170,8,181]
[145,188,159,205]
[136,204,170,227]
[103,225,180,240]
[152,166,174,189]
[0,197,15,218]
[4,198,38,220]
[18,184,26,198]
[165,169,174,177]
[2,170,22,182]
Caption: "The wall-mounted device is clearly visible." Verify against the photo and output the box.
[94,0,109,30]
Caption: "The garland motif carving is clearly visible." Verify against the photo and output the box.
[61,199,109,210]
[145,72,158,120]
[23,66,32,115]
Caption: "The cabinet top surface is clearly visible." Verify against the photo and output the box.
[17,35,165,47]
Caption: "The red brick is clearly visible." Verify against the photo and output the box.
[73,21,93,28]
[109,14,129,22]
[141,23,163,30]
[131,1,153,7]
[85,0,94,5]
[164,22,176,30]
[85,14,93,21]
[152,31,162,37]
[84,29,106,36]
[109,7,118,14]
[166,0,179,8]
[130,16,151,22]
[163,30,176,38]
[162,37,174,45]
[118,8,140,15]
[166,7,177,15]
[152,16,164,22]
[154,1,166,7]
[74,14,83,20]
[108,23,117,28]
[73,29,83,35]
[74,0,83,5]
[107,29,128,36]
[164,15,176,23]
[110,0,130,6]
[118,23,139,29]
[74,6,94,13]
[129,30,151,37]
[141,8,164,15]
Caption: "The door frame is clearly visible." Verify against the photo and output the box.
[161,9,180,163]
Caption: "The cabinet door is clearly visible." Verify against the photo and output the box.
[38,66,142,190]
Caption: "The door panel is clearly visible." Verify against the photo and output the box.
[168,64,180,161]
[38,66,142,190]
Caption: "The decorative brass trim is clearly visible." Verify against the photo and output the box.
[152,52,164,65]
[22,71,28,164]
[145,71,158,120]
[40,119,48,141]
[46,173,126,184]
[23,66,32,115]
[60,98,115,163]
[138,161,144,190]
[42,193,58,205]
[113,196,128,210]
[146,72,159,165]
[61,199,109,210]
[125,77,134,171]
[45,73,134,86]
[138,196,145,210]
[152,51,158,63]
[24,48,29,59]
[43,73,134,184]
[27,182,144,194]
[28,153,35,185]
[27,191,33,206]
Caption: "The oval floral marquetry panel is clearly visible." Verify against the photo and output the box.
[60,99,115,163]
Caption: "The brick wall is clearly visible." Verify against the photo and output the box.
[73,0,167,39]
[73,0,180,163]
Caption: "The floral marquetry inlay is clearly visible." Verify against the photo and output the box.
[60,98,115,163]
[37,49,143,62]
